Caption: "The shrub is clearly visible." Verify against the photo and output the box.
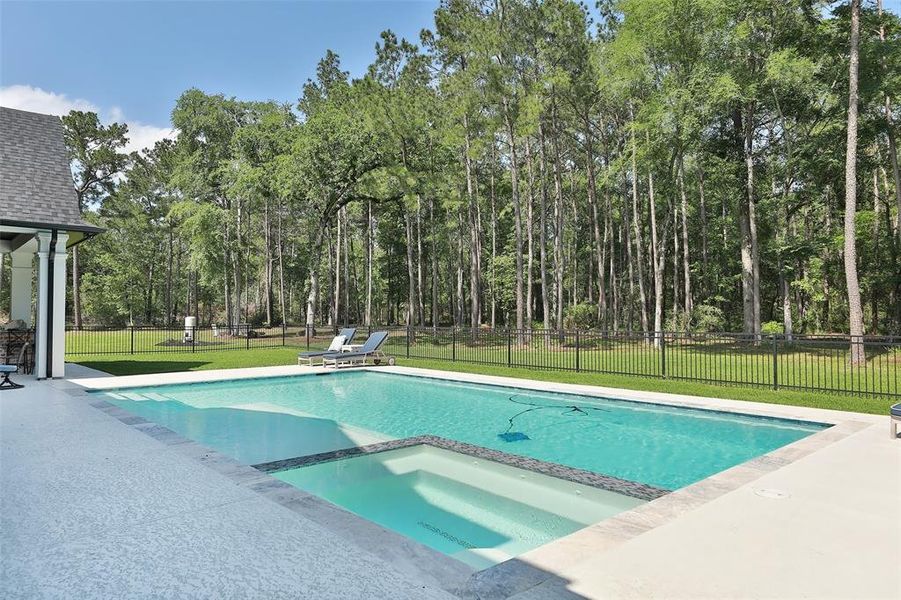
[761,320,783,335]
[692,304,726,332]
[563,303,596,330]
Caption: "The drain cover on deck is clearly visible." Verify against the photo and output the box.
[754,488,791,499]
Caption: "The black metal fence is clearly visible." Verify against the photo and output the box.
[66,324,900,398]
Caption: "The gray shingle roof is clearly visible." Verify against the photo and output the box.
[0,106,102,233]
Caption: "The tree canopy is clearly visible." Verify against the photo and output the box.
[51,0,901,336]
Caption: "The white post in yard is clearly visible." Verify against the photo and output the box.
[51,232,69,377]
[34,231,52,379]
[9,251,33,326]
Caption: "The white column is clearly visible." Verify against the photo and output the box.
[51,233,69,378]
[9,251,33,326]
[34,232,52,379]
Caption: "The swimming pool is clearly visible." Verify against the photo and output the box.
[97,370,826,490]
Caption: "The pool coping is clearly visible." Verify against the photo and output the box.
[252,434,669,502]
[61,365,875,598]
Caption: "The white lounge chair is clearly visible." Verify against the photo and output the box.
[321,331,393,368]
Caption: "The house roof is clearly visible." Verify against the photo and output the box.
[0,107,103,238]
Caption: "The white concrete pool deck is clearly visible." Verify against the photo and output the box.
[1,363,899,599]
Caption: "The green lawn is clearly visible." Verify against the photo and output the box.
[69,346,894,415]
[67,328,899,398]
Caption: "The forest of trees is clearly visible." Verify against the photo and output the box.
[45,0,901,336]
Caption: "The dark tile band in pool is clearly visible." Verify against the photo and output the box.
[252,434,670,501]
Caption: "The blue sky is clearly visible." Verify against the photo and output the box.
[0,0,439,150]
[2,0,899,152]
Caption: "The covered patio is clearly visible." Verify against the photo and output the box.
[1,107,102,379]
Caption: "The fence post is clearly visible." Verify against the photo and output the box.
[452,327,456,362]
[406,326,411,359]
[130,325,135,355]
[772,334,779,390]
[305,324,311,350]
[192,326,195,353]
[246,325,250,350]
[507,328,512,367]
[576,329,581,372]
[282,324,286,346]
[659,331,667,378]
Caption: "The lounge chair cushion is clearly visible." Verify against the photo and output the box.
[891,403,901,418]
[327,335,347,352]
[298,335,346,359]
[0,365,15,373]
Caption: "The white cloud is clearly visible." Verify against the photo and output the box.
[0,84,96,115]
[0,84,174,154]
[118,120,176,155]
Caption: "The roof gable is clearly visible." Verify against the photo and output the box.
[0,106,101,233]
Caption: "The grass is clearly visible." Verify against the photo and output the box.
[69,346,893,415]
[68,328,900,396]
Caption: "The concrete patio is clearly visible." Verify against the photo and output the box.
[1,364,899,599]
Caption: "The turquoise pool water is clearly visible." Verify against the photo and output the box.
[98,371,826,490]
[273,444,644,569]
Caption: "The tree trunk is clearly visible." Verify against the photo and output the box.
[780,201,794,342]
[325,223,335,326]
[781,270,793,342]
[277,197,287,326]
[334,211,342,326]
[490,146,498,329]
[697,164,709,273]
[404,209,417,327]
[233,199,244,328]
[365,199,373,326]
[305,225,326,328]
[622,185,636,330]
[735,108,759,337]
[569,171,579,308]
[416,198,425,326]
[678,154,692,319]
[877,0,901,239]
[463,117,481,330]
[630,126,649,334]
[550,106,565,333]
[165,226,173,325]
[672,194,680,322]
[343,208,352,325]
[609,217,619,332]
[456,210,465,327]
[871,166,881,333]
[223,216,231,328]
[844,0,866,365]
[538,122,551,329]
[525,138,536,331]
[504,105,524,332]
[647,151,665,345]
[600,185,611,328]
[584,114,606,328]
[263,199,273,325]
[430,198,439,327]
